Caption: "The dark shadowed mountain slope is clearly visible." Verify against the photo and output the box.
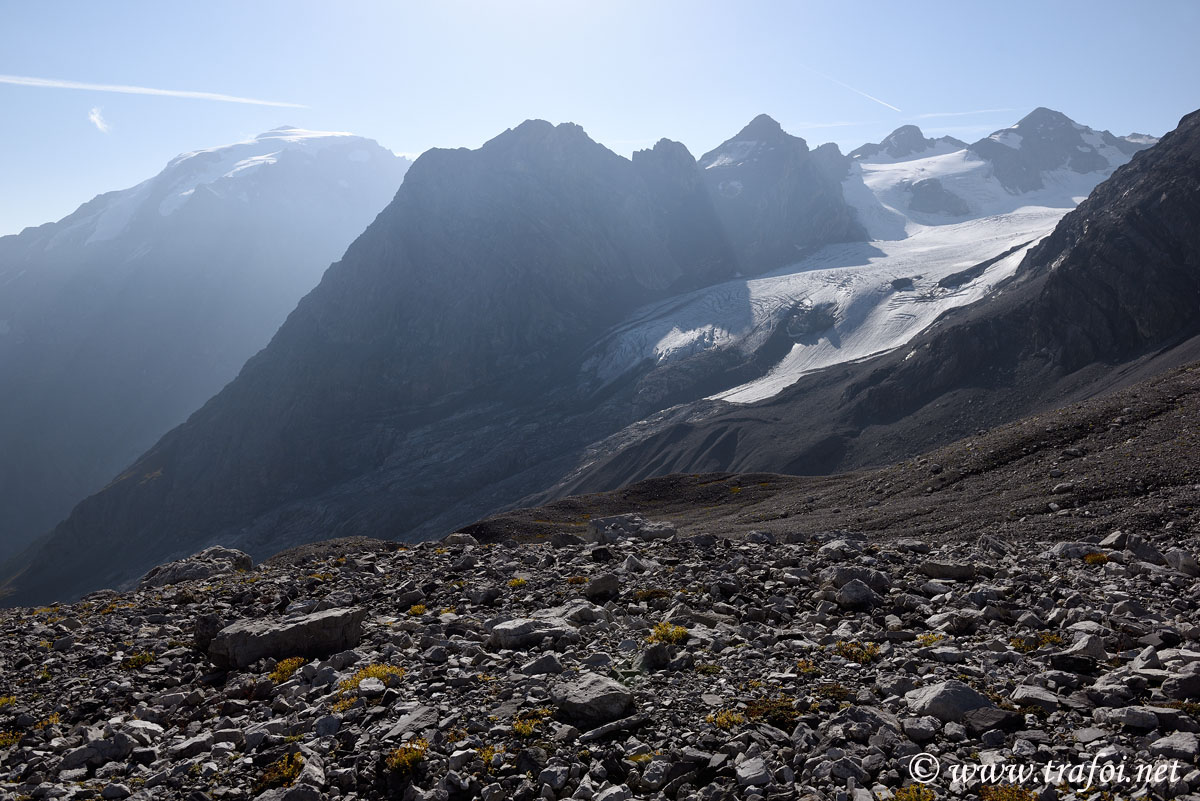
[0,129,408,562]
[467,357,1200,550]
[546,108,1200,495]
[1,118,867,605]
[697,114,866,274]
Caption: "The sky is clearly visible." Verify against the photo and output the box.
[2,0,1198,236]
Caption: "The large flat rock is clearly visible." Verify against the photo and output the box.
[207,607,368,668]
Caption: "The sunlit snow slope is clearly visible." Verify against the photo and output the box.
[582,116,1148,405]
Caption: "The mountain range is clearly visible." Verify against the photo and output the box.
[0,128,409,563]
[5,106,1193,606]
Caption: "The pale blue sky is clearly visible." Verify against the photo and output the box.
[2,0,1197,235]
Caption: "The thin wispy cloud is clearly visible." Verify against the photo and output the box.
[912,108,1016,119]
[799,64,902,113]
[0,74,305,108]
[88,107,110,133]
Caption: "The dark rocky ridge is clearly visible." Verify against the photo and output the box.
[697,114,866,274]
[906,178,970,216]
[1,117,867,606]
[545,108,1200,496]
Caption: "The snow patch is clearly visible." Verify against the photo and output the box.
[704,140,758,169]
[989,129,1023,149]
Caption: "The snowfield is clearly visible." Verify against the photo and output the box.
[582,135,1137,405]
[51,128,369,247]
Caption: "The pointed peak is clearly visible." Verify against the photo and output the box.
[1015,107,1076,128]
[736,113,786,140]
[885,124,926,140]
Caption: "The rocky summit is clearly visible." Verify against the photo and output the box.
[2,497,1199,801]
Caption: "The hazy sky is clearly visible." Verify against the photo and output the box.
[2,0,1198,235]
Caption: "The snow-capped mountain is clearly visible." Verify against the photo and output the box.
[0,128,409,561]
[580,109,1155,406]
[969,106,1156,192]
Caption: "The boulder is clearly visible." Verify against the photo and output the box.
[207,607,368,668]
[835,579,881,610]
[904,680,993,722]
[551,672,635,725]
[487,617,576,650]
[140,546,252,588]
[585,513,676,543]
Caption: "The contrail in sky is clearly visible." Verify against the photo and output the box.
[799,64,902,113]
[0,74,306,108]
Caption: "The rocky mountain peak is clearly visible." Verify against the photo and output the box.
[848,125,967,161]
[970,107,1155,192]
[1015,105,1076,130]
[733,113,792,142]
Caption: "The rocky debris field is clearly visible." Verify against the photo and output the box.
[1,508,1199,801]
[470,363,1200,551]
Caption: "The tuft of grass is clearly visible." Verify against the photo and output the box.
[814,683,851,702]
[507,577,528,589]
[121,652,155,671]
[0,696,15,709]
[894,785,936,801]
[565,576,588,585]
[706,708,745,730]
[477,743,501,767]
[1082,552,1109,566]
[980,786,1038,801]
[385,738,428,776]
[338,663,406,697]
[746,696,799,728]
[634,588,672,602]
[695,663,722,676]
[1166,700,1200,716]
[254,753,304,793]
[1010,632,1068,653]
[512,708,553,738]
[407,604,427,616]
[269,657,308,684]
[832,640,881,663]
[33,713,60,730]
[647,621,688,645]
[795,658,820,676]
[0,731,20,748]
[916,633,946,647]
